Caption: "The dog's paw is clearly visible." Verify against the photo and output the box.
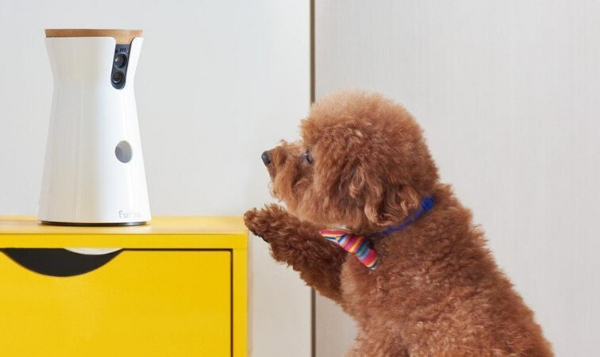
[244,206,277,242]
[244,204,294,242]
[243,208,262,237]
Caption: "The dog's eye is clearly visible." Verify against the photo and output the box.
[304,149,314,164]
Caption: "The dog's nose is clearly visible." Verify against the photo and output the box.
[261,151,272,166]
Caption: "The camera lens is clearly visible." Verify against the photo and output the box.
[112,72,124,85]
[114,54,127,69]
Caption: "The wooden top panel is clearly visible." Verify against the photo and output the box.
[45,29,143,44]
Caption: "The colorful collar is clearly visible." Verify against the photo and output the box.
[319,196,435,270]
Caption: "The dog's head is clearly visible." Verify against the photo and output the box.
[262,90,439,232]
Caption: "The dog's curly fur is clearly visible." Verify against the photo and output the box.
[245,90,552,356]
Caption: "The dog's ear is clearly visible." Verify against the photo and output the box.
[353,168,419,225]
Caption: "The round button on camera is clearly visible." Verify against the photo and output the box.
[115,141,133,163]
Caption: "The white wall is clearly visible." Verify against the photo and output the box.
[0,1,311,356]
[315,1,600,356]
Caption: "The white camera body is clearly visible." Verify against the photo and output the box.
[39,30,151,226]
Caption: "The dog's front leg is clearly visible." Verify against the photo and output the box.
[244,204,347,303]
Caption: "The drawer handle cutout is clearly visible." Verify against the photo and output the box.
[1,249,121,277]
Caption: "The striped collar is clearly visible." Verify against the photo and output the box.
[319,196,435,270]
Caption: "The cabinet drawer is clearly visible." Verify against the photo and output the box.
[0,250,231,356]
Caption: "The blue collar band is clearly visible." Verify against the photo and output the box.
[369,196,435,239]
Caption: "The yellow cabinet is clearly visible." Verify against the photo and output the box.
[0,216,248,357]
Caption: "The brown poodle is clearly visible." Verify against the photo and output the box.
[244,90,552,356]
